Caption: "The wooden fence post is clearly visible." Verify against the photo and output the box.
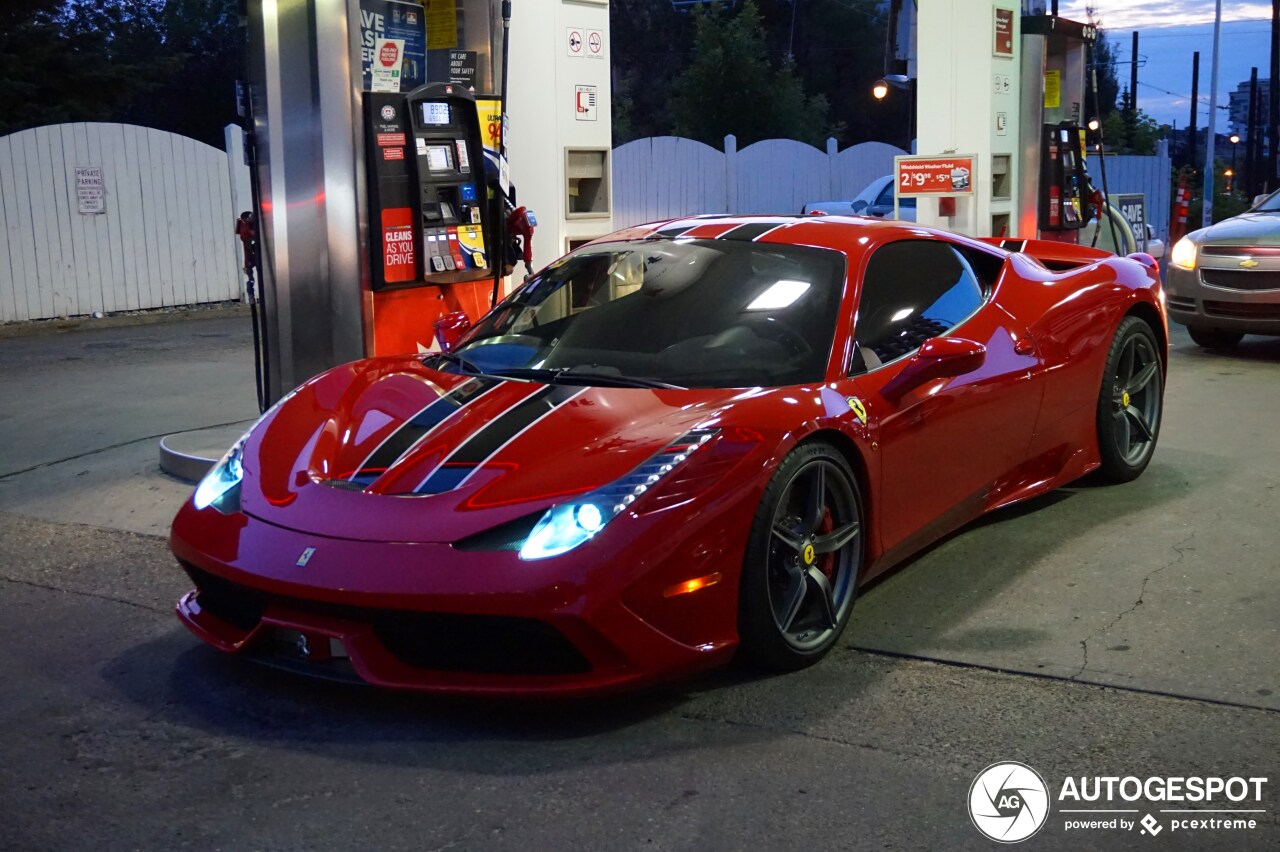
[725,134,738,214]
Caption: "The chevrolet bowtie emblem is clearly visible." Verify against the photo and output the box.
[1240,258,1260,268]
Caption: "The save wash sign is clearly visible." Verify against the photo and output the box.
[968,762,1269,843]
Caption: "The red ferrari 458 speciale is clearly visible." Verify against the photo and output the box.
[171,215,1167,696]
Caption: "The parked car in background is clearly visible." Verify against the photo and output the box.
[803,175,918,222]
[1167,188,1280,348]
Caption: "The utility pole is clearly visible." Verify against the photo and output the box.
[1130,32,1139,119]
[1269,0,1279,190]
[1189,51,1199,171]
[1247,69,1259,197]
[1203,0,1222,228]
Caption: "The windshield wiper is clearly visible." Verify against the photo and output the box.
[487,366,685,390]
[422,350,485,375]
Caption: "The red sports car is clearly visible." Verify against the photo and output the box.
[171,216,1167,696]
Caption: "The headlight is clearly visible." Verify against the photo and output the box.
[518,428,718,560]
[192,432,248,513]
[190,387,302,513]
[1170,237,1197,270]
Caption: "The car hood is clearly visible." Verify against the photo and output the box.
[1189,212,1280,245]
[237,356,750,542]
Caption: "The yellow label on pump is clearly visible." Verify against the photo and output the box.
[457,224,486,268]
[476,98,503,154]
[1044,70,1061,109]
[425,0,458,50]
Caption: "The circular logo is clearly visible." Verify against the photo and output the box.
[380,105,396,121]
[1122,391,1131,407]
[802,543,816,565]
[968,762,1050,843]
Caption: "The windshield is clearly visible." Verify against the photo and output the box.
[452,238,846,388]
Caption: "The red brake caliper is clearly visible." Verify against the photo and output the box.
[818,506,836,579]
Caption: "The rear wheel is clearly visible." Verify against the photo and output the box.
[738,442,863,671]
[1187,326,1244,349]
[1096,316,1164,483]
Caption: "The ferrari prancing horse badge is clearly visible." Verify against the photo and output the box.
[846,396,867,424]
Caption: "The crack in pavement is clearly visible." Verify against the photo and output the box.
[1070,527,1200,681]
[0,417,254,481]
[0,575,168,616]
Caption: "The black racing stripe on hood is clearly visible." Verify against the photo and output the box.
[717,221,791,241]
[352,376,502,480]
[414,384,581,495]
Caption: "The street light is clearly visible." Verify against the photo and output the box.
[1224,168,1234,193]
[872,75,913,151]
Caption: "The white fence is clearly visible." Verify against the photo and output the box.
[0,122,243,323]
[613,135,909,226]
[1099,142,1173,242]
[613,134,1174,242]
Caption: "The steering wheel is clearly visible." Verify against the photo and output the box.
[740,318,814,359]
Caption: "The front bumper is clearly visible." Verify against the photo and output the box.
[169,495,748,696]
[1166,258,1280,335]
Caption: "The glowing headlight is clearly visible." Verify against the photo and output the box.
[1170,237,1197,270]
[518,428,718,560]
[192,434,248,513]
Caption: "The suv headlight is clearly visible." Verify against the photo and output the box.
[1170,237,1197,270]
[519,428,718,560]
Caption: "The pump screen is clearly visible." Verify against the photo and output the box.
[425,145,453,171]
[421,102,451,125]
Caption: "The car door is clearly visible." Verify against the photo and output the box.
[843,238,1043,558]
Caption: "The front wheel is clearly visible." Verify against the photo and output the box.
[738,442,864,671]
[1187,326,1244,349]
[1095,316,1164,483]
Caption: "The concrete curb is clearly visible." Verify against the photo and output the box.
[0,303,251,339]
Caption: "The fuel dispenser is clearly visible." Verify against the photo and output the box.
[1039,121,1092,231]
[362,83,503,355]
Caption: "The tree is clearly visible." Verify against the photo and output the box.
[670,0,835,148]
[0,0,242,146]
[610,0,695,144]
[1101,107,1162,155]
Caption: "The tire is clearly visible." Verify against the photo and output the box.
[1187,326,1244,349]
[1095,316,1164,483]
[738,441,864,671]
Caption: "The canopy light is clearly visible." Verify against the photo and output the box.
[746,279,811,311]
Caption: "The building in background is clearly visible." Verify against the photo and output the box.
[1228,77,1272,142]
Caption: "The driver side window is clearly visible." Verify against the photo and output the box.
[851,240,984,373]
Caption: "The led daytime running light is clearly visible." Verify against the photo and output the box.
[518,428,719,560]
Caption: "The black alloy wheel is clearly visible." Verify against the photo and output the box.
[1096,316,1164,482]
[738,442,863,670]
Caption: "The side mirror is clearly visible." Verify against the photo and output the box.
[1253,194,1270,209]
[851,200,869,214]
[880,337,986,402]
[433,310,472,352]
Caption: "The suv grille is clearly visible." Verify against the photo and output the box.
[1202,269,1280,291]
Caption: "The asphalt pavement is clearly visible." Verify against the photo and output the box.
[0,315,1277,850]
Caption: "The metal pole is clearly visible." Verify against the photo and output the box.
[1247,68,1259,197]
[1270,0,1280,190]
[1189,51,1199,171]
[490,0,513,307]
[1203,0,1221,228]
[1130,31,1139,119]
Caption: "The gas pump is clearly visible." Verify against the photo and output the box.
[241,0,611,402]
[1039,121,1092,232]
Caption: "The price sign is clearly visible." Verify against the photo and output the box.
[894,155,977,197]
